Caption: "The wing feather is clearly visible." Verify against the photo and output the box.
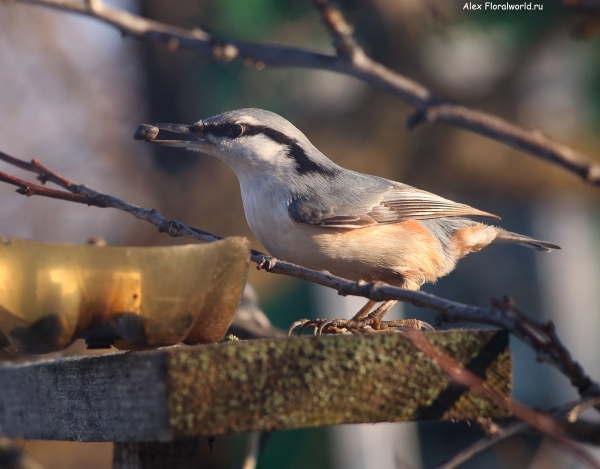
[289,186,499,229]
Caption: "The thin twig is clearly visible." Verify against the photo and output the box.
[435,391,600,469]
[311,0,362,61]
[435,402,600,469]
[0,152,223,244]
[435,420,527,469]
[406,332,600,469]
[0,169,98,205]
[9,0,600,187]
[567,397,600,423]
[0,150,598,400]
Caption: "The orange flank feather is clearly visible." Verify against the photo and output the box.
[305,219,448,290]
[451,224,498,256]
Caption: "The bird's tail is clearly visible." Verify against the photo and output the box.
[492,229,561,252]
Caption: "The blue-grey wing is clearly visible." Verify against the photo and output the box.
[288,175,499,229]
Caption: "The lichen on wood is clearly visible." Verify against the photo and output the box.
[166,330,511,436]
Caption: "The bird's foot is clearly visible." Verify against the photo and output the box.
[381,318,436,332]
[287,317,434,336]
[287,318,348,336]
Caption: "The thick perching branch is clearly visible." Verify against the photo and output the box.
[8,0,600,187]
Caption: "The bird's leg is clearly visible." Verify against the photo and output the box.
[365,300,397,330]
[352,299,377,320]
[364,300,435,332]
[315,299,377,334]
[287,299,377,336]
[299,300,405,334]
[287,299,435,335]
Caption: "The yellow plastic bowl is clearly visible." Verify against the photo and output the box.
[0,237,250,353]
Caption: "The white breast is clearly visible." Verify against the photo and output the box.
[238,174,311,262]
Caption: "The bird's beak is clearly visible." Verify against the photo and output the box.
[133,123,208,149]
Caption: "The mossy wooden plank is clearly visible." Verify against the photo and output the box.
[0,330,510,442]
[166,330,511,436]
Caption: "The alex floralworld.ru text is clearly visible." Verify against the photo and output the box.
[464,2,543,10]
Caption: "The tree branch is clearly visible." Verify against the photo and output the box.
[311,0,363,61]
[435,420,528,469]
[407,332,600,469]
[9,0,600,187]
[436,395,600,469]
[0,168,98,205]
[1,150,598,400]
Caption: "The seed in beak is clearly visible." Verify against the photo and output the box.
[133,124,160,141]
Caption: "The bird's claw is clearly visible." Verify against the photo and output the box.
[287,317,435,336]
[287,319,309,336]
[287,318,347,336]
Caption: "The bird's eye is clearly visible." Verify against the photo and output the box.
[228,124,244,138]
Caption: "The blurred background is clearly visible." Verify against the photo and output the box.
[2,0,600,467]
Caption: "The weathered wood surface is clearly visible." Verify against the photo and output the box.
[0,331,511,442]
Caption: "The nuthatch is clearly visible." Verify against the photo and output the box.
[134,109,560,333]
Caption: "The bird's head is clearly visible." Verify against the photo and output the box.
[134,108,338,179]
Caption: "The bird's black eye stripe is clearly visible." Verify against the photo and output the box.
[193,123,245,139]
[200,123,290,141]
[197,121,337,176]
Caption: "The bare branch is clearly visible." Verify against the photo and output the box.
[407,332,600,469]
[9,0,600,187]
[0,150,598,399]
[435,421,528,469]
[409,105,600,185]
[435,396,600,469]
[0,168,98,205]
[0,151,223,243]
[311,0,363,61]
[567,397,600,423]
